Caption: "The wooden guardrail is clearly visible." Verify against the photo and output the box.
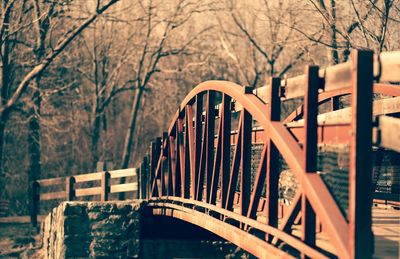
[30,168,138,226]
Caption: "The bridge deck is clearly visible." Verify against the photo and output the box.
[372,207,400,259]
[250,206,399,258]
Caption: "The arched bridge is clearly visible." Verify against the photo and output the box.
[30,50,400,259]
[138,50,400,259]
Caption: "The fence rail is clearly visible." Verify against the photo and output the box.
[30,168,137,226]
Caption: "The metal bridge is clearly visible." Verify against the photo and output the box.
[30,50,400,259]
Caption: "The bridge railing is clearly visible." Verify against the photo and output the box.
[138,50,400,258]
[30,168,137,226]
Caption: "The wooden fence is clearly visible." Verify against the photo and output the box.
[30,168,138,226]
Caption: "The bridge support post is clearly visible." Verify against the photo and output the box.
[349,50,374,259]
[301,65,319,257]
[265,77,281,241]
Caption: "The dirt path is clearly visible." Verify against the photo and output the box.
[0,223,41,258]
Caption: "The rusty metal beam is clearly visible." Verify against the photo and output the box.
[265,77,281,241]
[194,94,203,198]
[186,106,195,198]
[301,65,319,254]
[241,86,253,216]
[220,94,231,208]
[348,50,374,259]
[225,118,242,211]
[205,91,216,203]
[148,197,329,259]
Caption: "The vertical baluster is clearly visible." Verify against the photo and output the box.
[241,86,252,216]
[165,135,175,196]
[210,107,222,205]
[174,120,182,197]
[175,118,185,197]
[194,95,203,197]
[349,50,374,259]
[185,106,195,198]
[196,114,207,200]
[225,118,242,211]
[150,138,161,197]
[301,66,319,255]
[247,143,267,219]
[184,113,191,198]
[221,94,231,208]
[177,117,186,197]
[265,77,281,241]
[205,90,215,202]
[161,132,168,196]
[169,135,176,196]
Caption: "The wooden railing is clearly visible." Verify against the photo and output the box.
[30,168,138,226]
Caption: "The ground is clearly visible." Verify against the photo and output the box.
[0,224,42,259]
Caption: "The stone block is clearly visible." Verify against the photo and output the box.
[63,203,88,216]
[40,201,142,259]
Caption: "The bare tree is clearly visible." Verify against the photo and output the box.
[294,0,400,64]
[76,16,139,169]
[215,0,317,89]
[120,0,215,170]
[0,0,121,199]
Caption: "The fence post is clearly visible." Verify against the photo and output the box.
[349,50,374,259]
[30,181,40,227]
[101,171,110,202]
[66,176,75,201]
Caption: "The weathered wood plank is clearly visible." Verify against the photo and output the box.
[378,115,400,152]
[74,172,102,183]
[254,51,400,101]
[40,191,66,201]
[109,169,136,179]
[37,177,64,187]
[75,187,102,197]
[287,96,400,127]
[110,183,138,193]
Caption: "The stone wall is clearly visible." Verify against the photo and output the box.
[41,201,143,259]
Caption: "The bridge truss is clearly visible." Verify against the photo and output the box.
[139,50,400,259]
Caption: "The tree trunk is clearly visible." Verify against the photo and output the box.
[119,86,143,200]
[28,79,42,217]
[0,6,11,199]
[329,0,339,64]
[0,117,6,198]
[91,111,102,170]
[121,87,144,169]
